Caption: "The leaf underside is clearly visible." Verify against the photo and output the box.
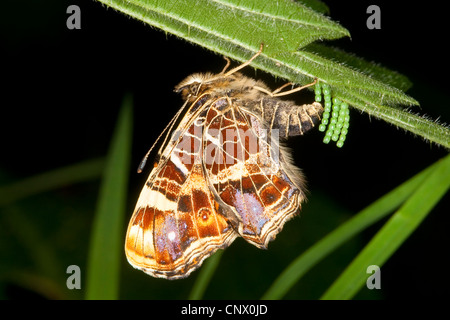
[97,0,449,146]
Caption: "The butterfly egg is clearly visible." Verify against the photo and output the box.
[316,83,351,147]
[336,103,350,148]
[315,82,322,102]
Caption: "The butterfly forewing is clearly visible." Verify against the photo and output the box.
[125,102,237,279]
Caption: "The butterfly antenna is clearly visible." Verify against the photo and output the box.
[137,101,187,173]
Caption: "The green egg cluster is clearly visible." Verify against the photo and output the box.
[315,83,350,148]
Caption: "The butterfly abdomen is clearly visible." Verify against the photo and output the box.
[247,98,323,138]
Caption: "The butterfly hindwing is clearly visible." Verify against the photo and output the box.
[202,98,305,249]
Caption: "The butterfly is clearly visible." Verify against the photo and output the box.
[125,44,323,279]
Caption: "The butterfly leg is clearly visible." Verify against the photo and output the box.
[222,43,264,77]
[220,56,231,74]
[255,78,318,98]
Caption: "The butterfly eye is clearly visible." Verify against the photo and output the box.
[190,82,202,96]
[176,82,202,97]
[174,83,199,102]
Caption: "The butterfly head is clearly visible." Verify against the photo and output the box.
[174,72,225,101]
[174,72,265,104]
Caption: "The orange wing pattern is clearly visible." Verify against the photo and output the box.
[125,102,237,279]
[203,97,304,249]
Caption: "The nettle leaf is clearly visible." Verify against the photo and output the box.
[304,44,413,92]
[100,0,348,52]
[97,0,450,148]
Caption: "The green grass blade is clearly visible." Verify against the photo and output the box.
[321,154,450,300]
[0,158,105,206]
[188,250,224,300]
[261,156,444,300]
[85,95,133,300]
[2,206,64,283]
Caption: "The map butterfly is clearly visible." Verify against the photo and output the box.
[125,45,323,279]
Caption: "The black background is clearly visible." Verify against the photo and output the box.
[1,0,449,300]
